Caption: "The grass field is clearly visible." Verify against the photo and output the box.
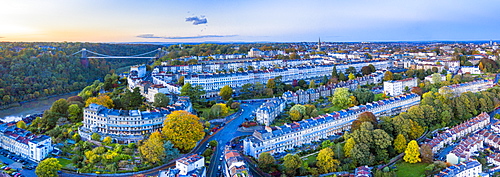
[395,162,429,177]
[58,158,73,168]
[374,93,385,101]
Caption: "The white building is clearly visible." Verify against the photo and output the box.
[130,64,146,78]
[458,66,482,75]
[0,123,53,162]
[439,79,493,96]
[383,78,417,96]
[159,154,206,177]
[255,98,287,126]
[244,93,420,158]
[224,150,252,177]
[435,160,483,177]
[79,97,192,144]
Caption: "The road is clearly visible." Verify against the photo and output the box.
[61,100,266,177]
[194,101,265,177]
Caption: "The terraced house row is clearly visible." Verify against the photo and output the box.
[243,93,420,158]
[0,123,53,162]
[425,112,490,153]
[439,79,494,96]
[183,60,391,97]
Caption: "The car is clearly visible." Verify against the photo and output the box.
[5,167,11,170]
[217,165,221,170]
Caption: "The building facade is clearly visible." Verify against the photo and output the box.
[383,78,417,96]
[159,154,206,177]
[439,79,493,96]
[244,93,420,158]
[0,123,53,162]
[79,97,192,144]
[255,98,287,126]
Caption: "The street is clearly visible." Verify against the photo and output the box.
[193,101,265,177]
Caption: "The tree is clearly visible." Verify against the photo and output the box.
[16,120,27,129]
[91,133,101,141]
[68,104,83,122]
[103,136,112,144]
[219,85,233,100]
[36,158,62,177]
[372,129,393,150]
[353,88,374,105]
[338,72,347,81]
[283,154,302,176]
[403,140,421,163]
[420,144,433,163]
[139,131,165,164]
[317,147,340,173]
[86,95,114,108]
[162,111,205,152]
[348,73,356,80]
[330,88,352,109]
[331,65,339,79]
[180,83,205,103]
[344,137,355,157]
[431,73,442,84]
[163,141,180,163]
[361,66,372,75]
[153,93,170,107]
[383,71,393,81]
[289,109,302,121]
[298,79,307,89]
[266,79,276,89]
[351,112,377,132]
[258,152,275,172]
[368,64,376,73]
[51,98,68,115]
[394,134,407,154]
[309,80,316,89]
[177,76,185,86]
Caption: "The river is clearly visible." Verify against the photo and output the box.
[0,92,78,122]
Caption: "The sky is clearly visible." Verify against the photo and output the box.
[1,0,500,43]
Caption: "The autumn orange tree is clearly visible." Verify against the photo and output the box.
[162,110,205,152]
[139,131,165,164]
[85,95,114,108]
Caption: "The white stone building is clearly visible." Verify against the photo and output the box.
[383,78,417,96]
[255,98,287,126]
[0,123,53,162]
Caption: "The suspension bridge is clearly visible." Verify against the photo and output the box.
[71,48,168,59]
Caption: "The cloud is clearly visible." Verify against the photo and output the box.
[137,34,237,39]
[185,16,207,25]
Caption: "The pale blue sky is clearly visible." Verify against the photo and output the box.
[1,0,499,42]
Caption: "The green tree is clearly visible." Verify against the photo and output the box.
[309,80,316,89]
[353,88,375,105]
[344,137,355,157]
[139,131,166,164]
[383,71,393,81]
[16,120,27,129]
[68,104,83,122]
[394,134,407,154]
[317,147,340,173]
[266,79,276,89]
[153,93,170,107]
[351,112,378,132]
[369,64,376,73]
[35,158,62,177]
[283,154,302,176]
[330,88,352,109]
[361,66,372,76]
[91,133,101,141]
[403,140,421,163]
[50,98,68,116]
[258,152,276,172]
[338,72,347,81]
[331,65,339,78]
[180,83,205,103]
[219,85,233,101]
[162,111,205,152]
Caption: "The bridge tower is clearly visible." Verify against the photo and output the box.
[80,48,89,67]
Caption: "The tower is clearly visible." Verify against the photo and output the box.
[317,37,322,52]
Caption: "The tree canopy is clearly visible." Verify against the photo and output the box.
[36,158,62,177]
[162,111,205,152]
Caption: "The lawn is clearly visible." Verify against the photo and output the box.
[318,105,343,115]
[58,158,73,168]
[304,155,317,164]
[374,93,385,101]
[395,162,429,177]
